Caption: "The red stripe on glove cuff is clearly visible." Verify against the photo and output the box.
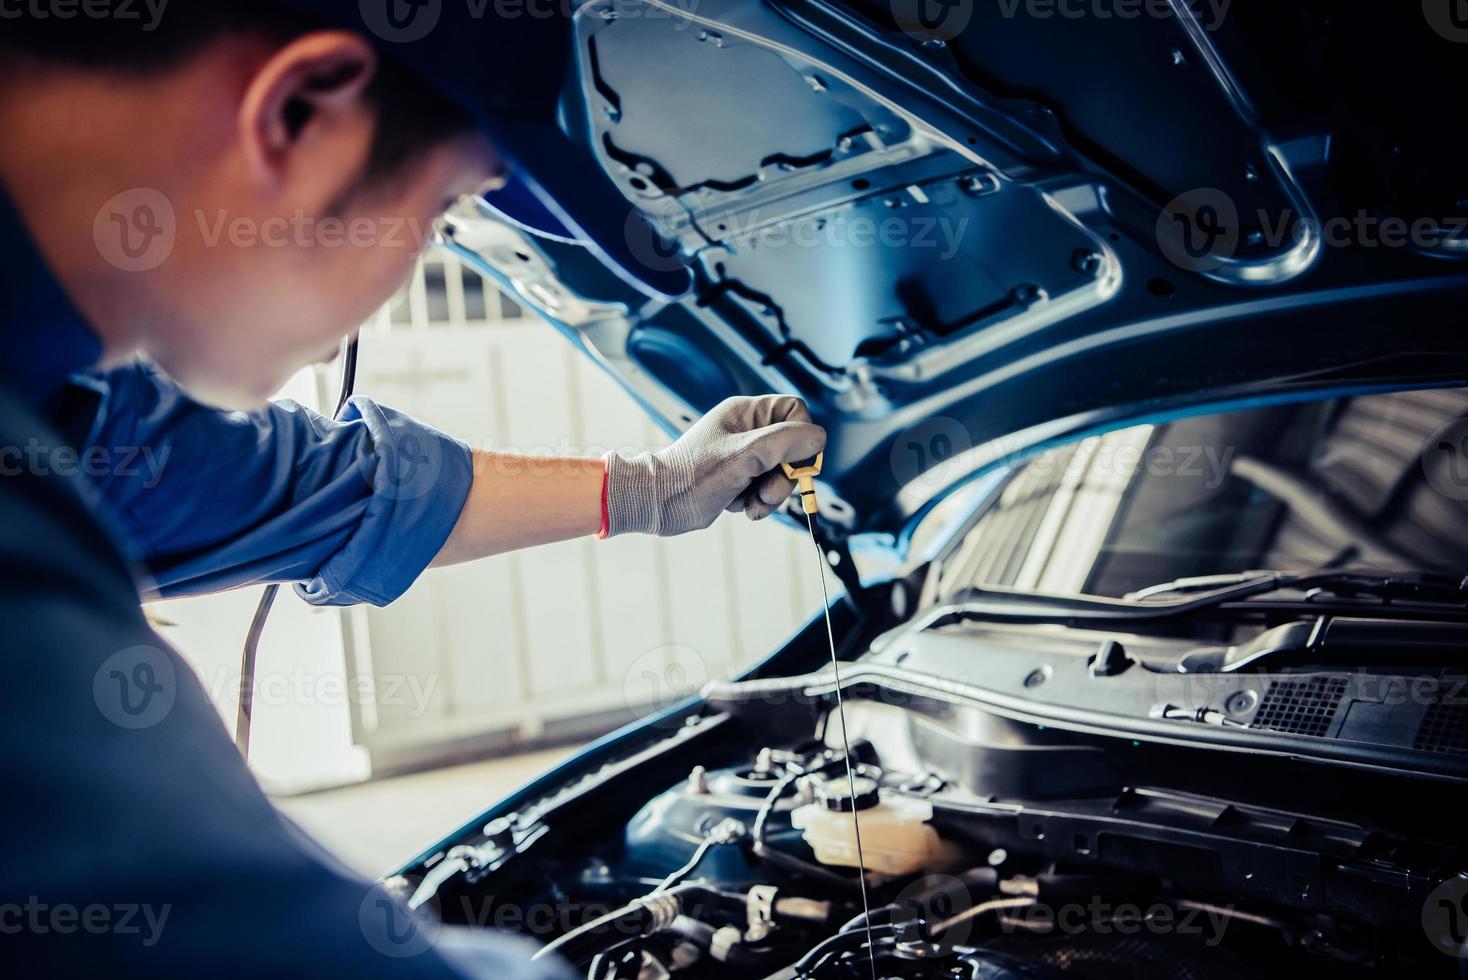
[597,452,612,540]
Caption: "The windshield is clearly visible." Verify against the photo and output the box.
[936,388,1468,600]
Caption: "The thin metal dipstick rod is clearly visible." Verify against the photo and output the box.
[804,510,878,980]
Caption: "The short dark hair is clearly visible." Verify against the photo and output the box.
[1,4,474,186]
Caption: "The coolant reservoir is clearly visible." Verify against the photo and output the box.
[790,776,944,876]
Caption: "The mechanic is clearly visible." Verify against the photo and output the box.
[0,4,824,976]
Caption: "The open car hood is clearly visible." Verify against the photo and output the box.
[444,0,1468,538]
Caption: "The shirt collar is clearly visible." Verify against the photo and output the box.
[0,182,103,412]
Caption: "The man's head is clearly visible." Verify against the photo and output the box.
[0,7,502,408]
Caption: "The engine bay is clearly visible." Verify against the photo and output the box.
[390,611,1468,979]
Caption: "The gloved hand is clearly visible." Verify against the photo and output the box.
[602,395,827,537]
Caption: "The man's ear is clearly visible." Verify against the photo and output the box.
[238,31,379,187]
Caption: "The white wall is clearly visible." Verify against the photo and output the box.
[149,367,370,795]
[348,319,823,769]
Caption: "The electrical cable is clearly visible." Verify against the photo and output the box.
[650,817,745,893]
[749,761,865,891]
[783,923,899,979]
[925,896,1036,939]
[235,336,359,760]
[532,884,735,967]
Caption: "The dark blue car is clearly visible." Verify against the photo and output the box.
[388,2,1468,978]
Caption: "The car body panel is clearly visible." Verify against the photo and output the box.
[443,0,1468,539]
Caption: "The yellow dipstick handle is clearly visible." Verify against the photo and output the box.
[781,453,824,515]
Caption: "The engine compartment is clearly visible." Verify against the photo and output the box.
[391,615,1468,979]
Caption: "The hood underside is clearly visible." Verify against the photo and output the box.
[446,0,1468,535]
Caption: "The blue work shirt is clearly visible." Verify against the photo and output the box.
[0,185,472,607]
[0,185,567,979]
[81,361,472,607]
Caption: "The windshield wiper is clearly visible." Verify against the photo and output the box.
[1125,570,1288,600]
[935,570,1468,628]
[1175,616,1468,673]
[1129,569,1468,604]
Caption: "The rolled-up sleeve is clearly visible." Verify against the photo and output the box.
[80,362,473,606]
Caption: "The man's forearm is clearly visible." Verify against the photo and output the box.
[430,396,825,568]
[432,451,605,567]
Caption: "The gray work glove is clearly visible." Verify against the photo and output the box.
[604,395,827,537]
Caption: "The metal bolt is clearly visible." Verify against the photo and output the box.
[1072,249,1103,275]
[1012,283,1044,306]
[1224,690,1259,717]
[687,765,709,794]
[959,173,1000,197]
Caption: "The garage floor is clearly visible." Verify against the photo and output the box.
[276,748,574,878]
